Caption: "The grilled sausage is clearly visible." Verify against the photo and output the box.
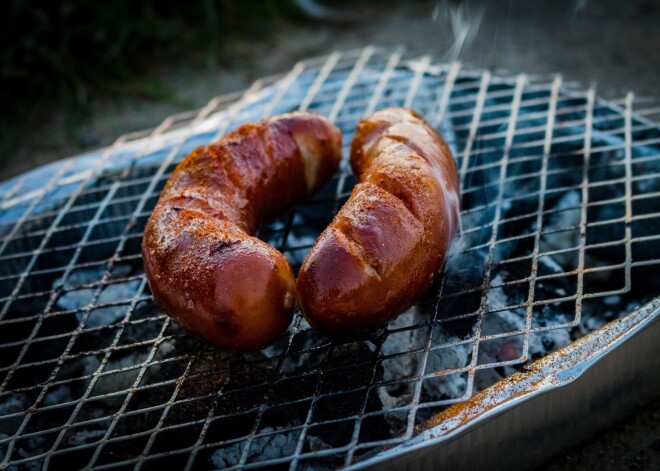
[297,108,460,336]
[142,112,342,350]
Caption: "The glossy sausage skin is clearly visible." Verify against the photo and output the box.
[297,108,460,336]
[142,112,342,350]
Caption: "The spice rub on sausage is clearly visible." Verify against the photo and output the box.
[297,108,460,336]
[142,112,342,350]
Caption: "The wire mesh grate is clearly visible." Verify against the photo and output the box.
[0,47,659,470]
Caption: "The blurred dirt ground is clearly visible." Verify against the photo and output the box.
[538,396,660,471]
[4,2,660,469]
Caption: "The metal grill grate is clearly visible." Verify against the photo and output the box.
[1,47,659,470]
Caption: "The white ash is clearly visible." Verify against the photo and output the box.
[15,436,45,471]
[283,229,317,248]
[372,284,570,409]
[539,190,613,286]
[484,276,572,350]
[603,295,622,306]
[56,287,95,312]
[54,264,131,294]
[83,303,130,329]
[540,255,565,277]
[578,313,608,336]
[211,441,243,468]
[66,429,106,447]
[424,327,471,399]
[156,338,176,358]
[54,264,138,328]
[210,427,299,467]
[539,190,581,266]
[446,232,487,274]
[248,427,298,461]
[577,299,640,337]
[529,329,572,356]
[277,320,329,375]
[550,190,581,224]
[376,308,422,411]
[71,339,175,412]
[42,385,73,407]
[306,433,334,453]
[97,279,141,305]
[0,393,31,420]
[79,340,168,399]
[478,274,572,388]
[373,307,471,438]
[376,308,469,410]
[85,277,142,328]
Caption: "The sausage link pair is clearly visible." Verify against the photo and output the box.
[142,112,342,350]
[297,108,460,336]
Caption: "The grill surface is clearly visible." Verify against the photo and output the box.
[0,47,659,470]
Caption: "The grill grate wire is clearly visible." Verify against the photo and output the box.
[0,47,659,470]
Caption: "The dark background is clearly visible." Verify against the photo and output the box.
[3,0,659,181]
[2,1,660,468]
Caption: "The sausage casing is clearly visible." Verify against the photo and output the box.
[297,108,460,336]
[142,112,342,350]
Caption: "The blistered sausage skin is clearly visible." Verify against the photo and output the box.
[297,108,460,336]
[142,112,342,350]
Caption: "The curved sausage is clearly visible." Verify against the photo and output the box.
[142,112,342,350]
[297,108,460,336]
